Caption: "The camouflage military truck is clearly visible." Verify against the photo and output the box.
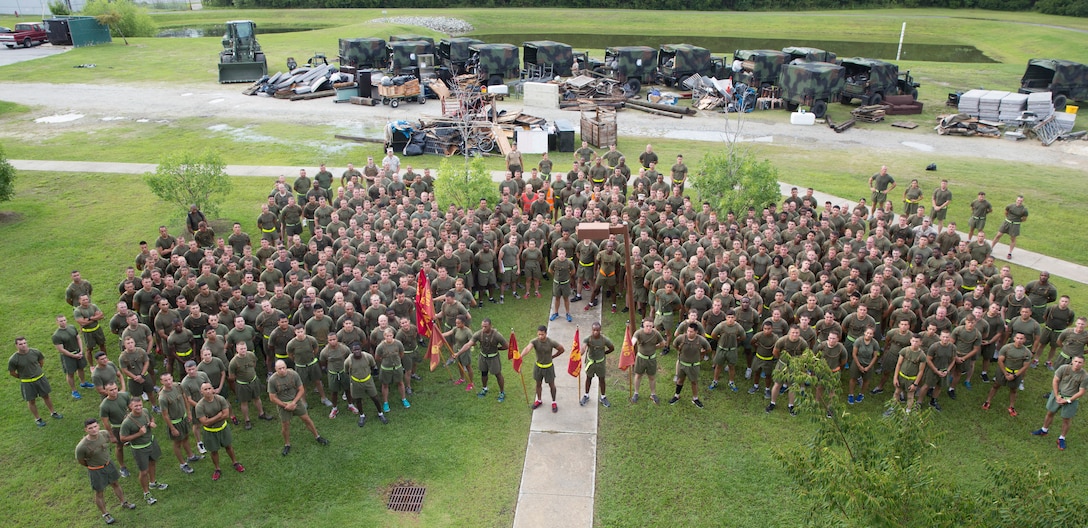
[732,49,789,91]
[656,44,726,87]
[839,57,919,106]
[778,61,845,118]
[523,40,575,77]
[438,37,484,75]
[594,45,658,93]
[1019,58,1088,110]
[339,37,388,70]
[390,34,435,46]
[782,46,838,64]
[468,43,520,86]
[388,40,436,74]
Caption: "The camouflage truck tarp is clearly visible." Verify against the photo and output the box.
[778,61,845,117]
[388,40,436,73]
[523,40,575,77]
[1019,58,1088,109]
[439,37,484,74]
[469,43,520,83]
[603,45,658,83]
[840,57,900,105]
[339,37,387,69]
[733,49,789,89]
[390,34,435,46]
[782,46,837,64]
[658,44,721,87]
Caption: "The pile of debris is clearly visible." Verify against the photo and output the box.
[851,104,886,123]
[560,74,630,108]
[243,63,350,101]
[934,114,1002,137]
[685,75,750,112]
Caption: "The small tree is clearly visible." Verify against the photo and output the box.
[144,150,232,219]
[0,144,15,204]
[690,148,780,218]
[83,0,157,41]
[433,155,498,212]
[48,0,72,16]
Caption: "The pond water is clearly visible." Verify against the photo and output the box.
[157,25,320,38]
[471,33,995,63]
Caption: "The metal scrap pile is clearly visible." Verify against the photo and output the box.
[242,63,351,100]
[559,74,632,108]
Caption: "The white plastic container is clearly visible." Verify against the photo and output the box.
[790,110,816,125]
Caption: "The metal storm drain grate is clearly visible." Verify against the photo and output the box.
[387,485,426,512]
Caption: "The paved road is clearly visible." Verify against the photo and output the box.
[0,42,69,67]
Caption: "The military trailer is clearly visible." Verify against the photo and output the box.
[339,37,388,70]
[1019,58,1088,110]
[732,49,789,91]
[438,37,484,75]
[839,57,919,106]
[524,40,575,77]
[656,44,726,87]
[782,46,837,64]
[390,34,435,46]
[388,40,435,74]
[468,43,520,86]
[594,45,658,93]
[778,61,845,118]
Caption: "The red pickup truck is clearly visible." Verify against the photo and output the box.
[1,22,49,49]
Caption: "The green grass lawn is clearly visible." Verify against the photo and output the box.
[0,172,559,527]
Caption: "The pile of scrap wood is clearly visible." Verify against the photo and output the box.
[825,115,855,133]
[934,114,1002,137]
[559,74,628,108]
[851,104,886,122]
[242,65,347,100]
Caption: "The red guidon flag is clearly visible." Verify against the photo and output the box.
[567,327,582,377]
[618,324,636,371]
[428,321,447,372]
[415,269,434,339]
[509,331,522,373]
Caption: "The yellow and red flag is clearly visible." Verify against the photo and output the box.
[428,321,446,372]
[415,269,434,339]
[509,331,522,373]
[567,327,582,377]
[618,324,636,371]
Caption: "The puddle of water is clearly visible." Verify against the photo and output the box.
[35,113,84,123]
[472,33,995,63]
[101,116,125,121]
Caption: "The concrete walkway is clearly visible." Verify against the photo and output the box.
[11,159,1086,287]
[512,299,602,528]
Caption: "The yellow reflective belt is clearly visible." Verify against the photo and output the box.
[176,349,192,357]
[130,436,154,450]
[20,373,44,383]
[275,354,289,359]
[1060,351,1071,360]
[1005,366,1018,373]
[380,365,397,371]
[171,417,184,425]
[756,353,773,361]
[656,311,673,316]
[203,422,227,432]
[261,227,276,233]
[481,353,499,358]
[351,374,372,383]
[304,358,318,367]
[586,357,603,366]
[236,375,257,385]
[82,324,100,332]
[898,371,916,381]
[536,362,553,368]
[636,352,657,360]
[328,370,342,375]
[579,261,594,267]
[680,361,700,367]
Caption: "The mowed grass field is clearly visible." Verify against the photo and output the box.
[1,7,1088,527]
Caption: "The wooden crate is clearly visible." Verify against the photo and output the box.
[378,79,420,97]
[580,106,617,148]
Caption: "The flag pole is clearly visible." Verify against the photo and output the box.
[512,328,530,407]
[431,322,455,382]
[576,325,582,400]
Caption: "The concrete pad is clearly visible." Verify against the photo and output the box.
[519,431,596,497]
[0,44,69,68]
[513,493,593,528]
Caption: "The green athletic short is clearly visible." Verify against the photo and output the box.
[235,377,263,402]
[998,220,1020,237]
[634,355,657,376]
[524,265,543,280]
[585,360,605,379]
[60,354,88,375]
[478,354,502,375]
[848,361,875,382]
[132,441,162,471]
[1046,394,1080,419]
[20,377,51,401]
[713,347,739,367]
[994,371,1024,388]
[277,401,308,422]
[552,281,572,298]
[167,418,190,441]
[378,367,403,386]
[401,352,417,374]
[326,371,347,393]
[534,365,556,383]
[202,426,232,452]
[88,461,121,492]
[676,362,700,385]
[295,362,322,386]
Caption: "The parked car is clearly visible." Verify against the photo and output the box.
[1,22,49,48]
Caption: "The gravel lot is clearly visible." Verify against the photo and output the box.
[1,80,1085,170]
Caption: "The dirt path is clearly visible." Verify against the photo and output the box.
[3,81,1086,169]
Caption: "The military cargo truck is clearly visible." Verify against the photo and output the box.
[339,37,388,70]
[388,40,435,74]
[732,49,789,91]
[524,40,575,77]
[594,45,658,93]
[438,37,484,75]
[839,57,919,105]
[390,34,435,46]
[656,44,726,87]
[468,43,520,86]
[1019,58,1088,110]
[778,61,845,118]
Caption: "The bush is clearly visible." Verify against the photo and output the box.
[144,150,233,219]
[48,0,71,16]
[82,0,158,39]
[0,144,15,204]
[690,148,781,218]
[433,155,499,213]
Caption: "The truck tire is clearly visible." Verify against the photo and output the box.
[488,75,503,87]
[390,99,399,108]
[1053,94,1068,112]
[23,37,31,48]
[811,100,828,118]
[624,78,641,96]
[840,96,853,105]
[910,88,919,100]
[786,101,799,111]
[868,93,883,106]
